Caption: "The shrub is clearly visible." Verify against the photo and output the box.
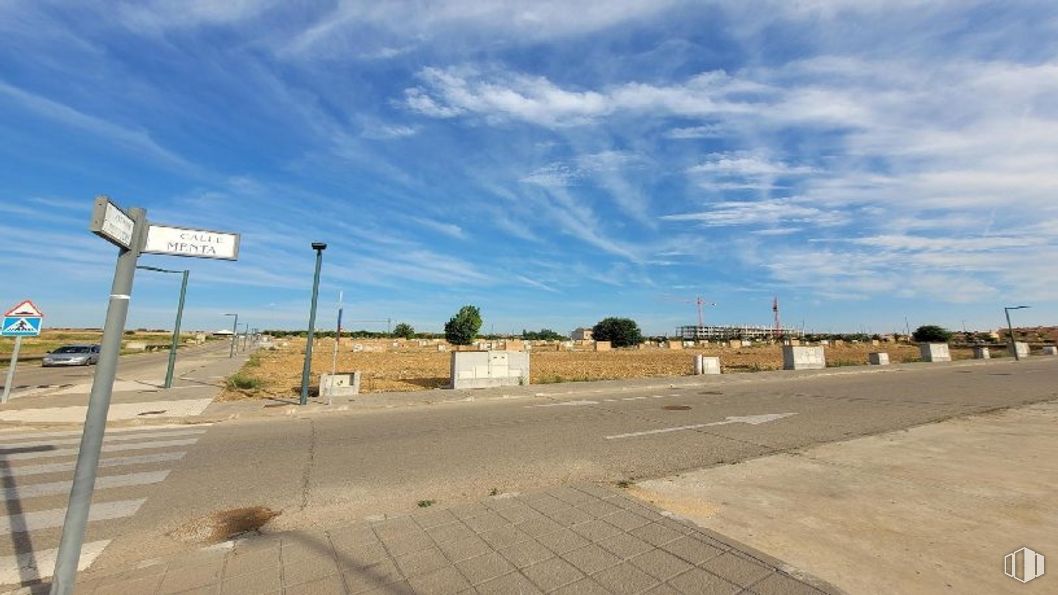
[592,317,643,348]
[444,305,482,346]
[912,325,952,343]
[226,374,261,391]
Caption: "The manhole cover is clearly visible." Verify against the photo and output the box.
[663,405,692,411]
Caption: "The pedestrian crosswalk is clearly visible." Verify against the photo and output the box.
[0,423,211,587]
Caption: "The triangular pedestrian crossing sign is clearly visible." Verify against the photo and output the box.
[5,300,44,317]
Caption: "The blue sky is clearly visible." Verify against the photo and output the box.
[1,1,1056,336]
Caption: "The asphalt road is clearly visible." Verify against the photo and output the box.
[0,341,234,397]
[95,356,1058,569]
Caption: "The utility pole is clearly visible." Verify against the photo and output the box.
[300,242,327,405]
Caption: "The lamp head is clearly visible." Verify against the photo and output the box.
[311,242,327,251]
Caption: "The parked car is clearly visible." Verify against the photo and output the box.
[42,344,101,367]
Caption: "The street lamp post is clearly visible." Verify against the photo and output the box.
[224,313,238,357]
[1004,305,1030,361]
[136,266,189,389]
[300,242,327,405]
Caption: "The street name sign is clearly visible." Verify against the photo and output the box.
[143,224,240,260]
[2,300,43,337]
[89,197,135,249]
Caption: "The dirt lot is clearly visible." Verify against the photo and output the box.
[224,338,978,400]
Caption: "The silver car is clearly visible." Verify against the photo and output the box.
[42,344,101,367]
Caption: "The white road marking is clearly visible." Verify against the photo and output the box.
[603,399,618,402]
[0,540,110,584]
[1,429,206,450]
[0,499,146,535]
[530,400,599,408]
[2,471,170,501]
[3,438,200,461]
[0,452,186,478]
[605,413,798,440]
[0,423,211,441]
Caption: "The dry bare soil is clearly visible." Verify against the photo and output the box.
[225,338,975,400]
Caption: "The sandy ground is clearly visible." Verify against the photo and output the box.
[224,338,977,399]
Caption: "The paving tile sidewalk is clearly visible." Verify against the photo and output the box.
[35,484,838,595]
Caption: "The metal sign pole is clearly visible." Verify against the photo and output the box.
[163,270,189,389]
[1,335,22,404]
[50,207,146,595]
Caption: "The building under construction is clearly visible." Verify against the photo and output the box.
[676,325,803,341]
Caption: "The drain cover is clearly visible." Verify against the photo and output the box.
[663,405,691,411]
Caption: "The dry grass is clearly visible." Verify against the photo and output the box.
[0,329,189,356]
[220,338,976,400]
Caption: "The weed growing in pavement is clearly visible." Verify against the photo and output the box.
[616,479,632,488]
[417,500,436,508]
[226,374,261,390]
[489,488,499,496]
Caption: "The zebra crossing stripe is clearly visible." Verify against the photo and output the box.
[3,438,200,461]
[0,429,206,450]
[0,539,111,584]
[0,452,186,479]
[0,423,212,441]
[2,471,170,501]
[0,498,146,535]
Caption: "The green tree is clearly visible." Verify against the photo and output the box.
[592,317,643,348]
[444,305,482,345]
[912,325,952,343]
[393,322,415,339]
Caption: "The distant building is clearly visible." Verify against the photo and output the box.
[212,329,235,336]
[571,327,593,341]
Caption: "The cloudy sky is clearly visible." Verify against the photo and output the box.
[1,1,1056,335]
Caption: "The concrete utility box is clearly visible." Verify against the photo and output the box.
[320,372,361,398]
[741,340,752,347]
[919,343,951,362]
[727,339,741,348]
[667,340,683,350]
[124,341,147,351]
[693,354,721,375]
[974,347,991,360]
[783,346,826,370]
[594,341,611,352]
[869,352,889,365]
[1042,346,1057,356]
[819,340,830,346]
[450,351,529,389]
[1009,342,1030,358]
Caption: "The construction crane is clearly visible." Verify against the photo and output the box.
[662,295,716,327]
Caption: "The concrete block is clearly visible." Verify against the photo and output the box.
[819,340,830,346]
[974,347,991,360]
[869,352,889,365]
[352,343,364,353]
[728,339,741,348]
[785,339,801,346]
[919,343,951,362]
[683,341,695,348]
[124,341,147,352]
[741,340,752,347]
[693,355,721,375]
[783,346,826,370]
[1009,342,1030,358]
[437,344,448,352]
[871,340,880,346]
[320,372,361,397]
[450,351,529,389]
[594,341,611,352]
[667,340,683,350]
[505,339,524,351]
[1042,346,1057,356]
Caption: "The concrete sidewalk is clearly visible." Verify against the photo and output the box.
[29,484,836,595]
[632,400,1058,594]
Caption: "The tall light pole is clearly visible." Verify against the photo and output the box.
[300,242,327,405]
[224,313,238,358]
[136,266,189,389]
[1004,305,1030,361]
